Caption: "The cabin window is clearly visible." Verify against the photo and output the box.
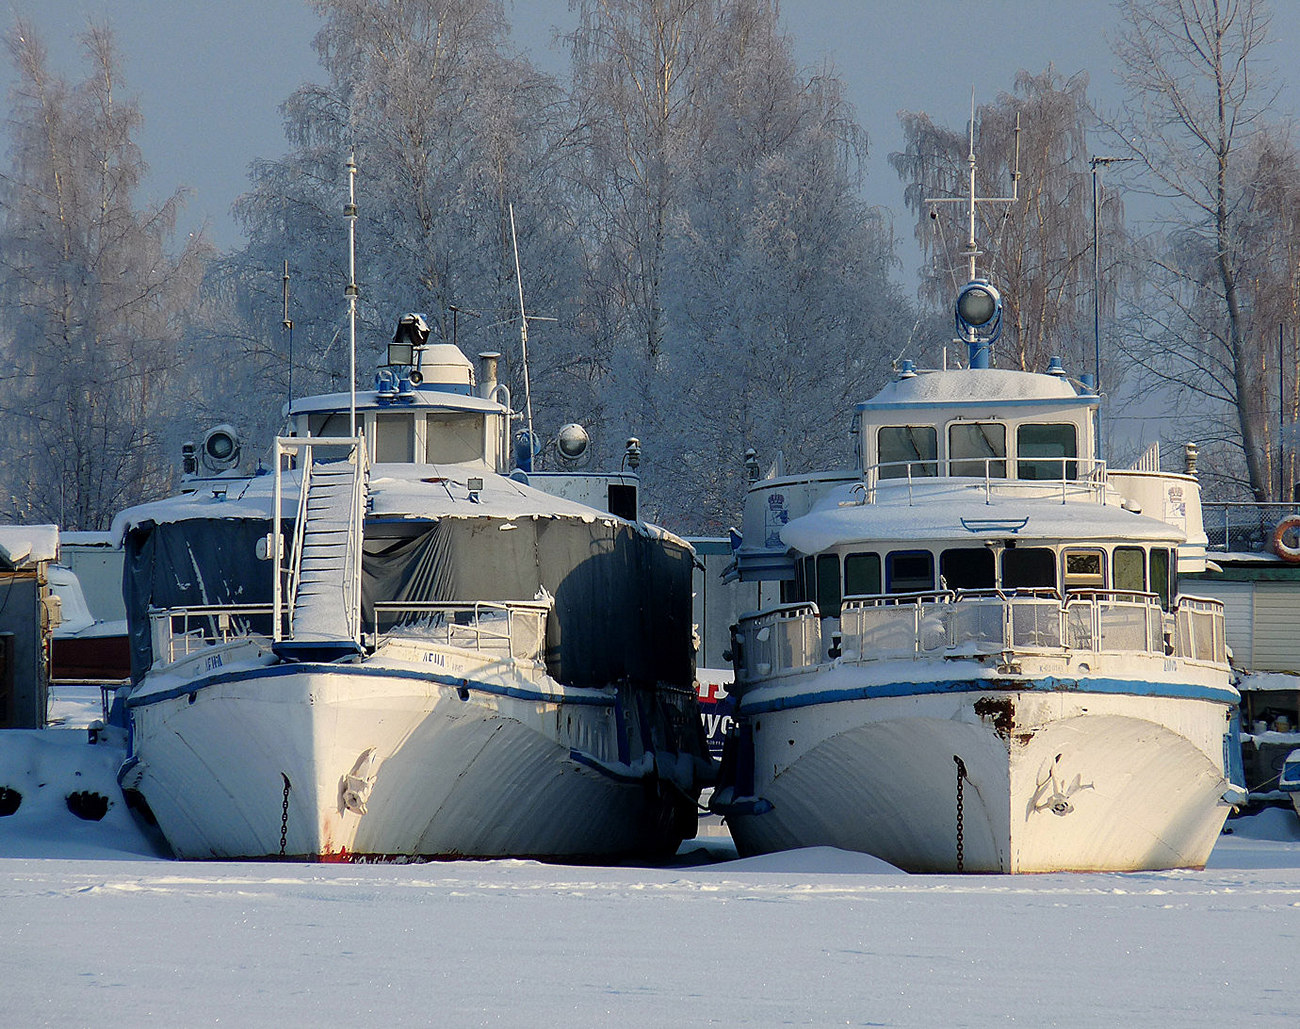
[1002,547,1057,591]
[307,412,351,437]
[886,550,934,594]
[1062,548,1106,592]
[425,412,485,464]
[877,426,938,479]
[1016,423,1077,480]
[816,554,841,618]
[844,552,881,597]
[940,548,995,591]
[1150,548,1173,610]
[376,413,415,463]
[949,422,1006,477]
[1113,546,1146,594]
[798,555,815,604]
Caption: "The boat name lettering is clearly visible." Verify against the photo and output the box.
[205,654,223,672]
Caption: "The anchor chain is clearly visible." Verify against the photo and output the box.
[953,755,967,873]
[279,773,291,858]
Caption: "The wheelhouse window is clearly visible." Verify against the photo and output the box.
[376,413,415,463]
[1017,423,1077,480]
[844,552,881,596]
[425,412,485,464]
[949,422,1006,477]
[307,412,351,437]
[1003,547,1057,590]
[1062,549,1106,592]
[816,553,842,618]
[886,550,934,593]
[1150,547,1173,610]
[878,426,938,479]
[939,548,995,591]
[1113,546,1146,594]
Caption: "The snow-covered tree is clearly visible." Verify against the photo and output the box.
[0,23,209,529]
[566,0,908,529]
[224,0,576,448]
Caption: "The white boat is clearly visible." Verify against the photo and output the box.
[711,144,1243,873]
[113,316,709,860]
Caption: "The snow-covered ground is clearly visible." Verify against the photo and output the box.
[3,687,1299,1027]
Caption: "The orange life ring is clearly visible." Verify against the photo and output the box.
[1272,514,1300,562]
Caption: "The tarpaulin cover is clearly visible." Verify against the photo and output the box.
[124,514,695,692]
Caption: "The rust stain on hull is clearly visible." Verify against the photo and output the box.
[973,696,1016,738]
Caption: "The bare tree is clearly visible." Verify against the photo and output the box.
[1107,0,1280,500]
[0,22,209,529]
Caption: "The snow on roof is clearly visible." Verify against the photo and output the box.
[781,479,1182,553]
[1239,671,1300,693]
[0,524,59,568]
[858,368,1093,411]
[109,463,683,545]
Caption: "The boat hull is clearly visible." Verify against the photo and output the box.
[717,678,1237,873]
[121,646,695,861]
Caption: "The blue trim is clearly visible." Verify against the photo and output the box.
[127,660,615,711]
[737,675,1239,716]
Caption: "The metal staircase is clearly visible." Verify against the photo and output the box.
[272,436,369,662]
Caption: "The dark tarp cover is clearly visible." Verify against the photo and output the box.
[125,515,695,691]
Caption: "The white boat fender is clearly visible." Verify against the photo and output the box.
[1271,514,1300,562]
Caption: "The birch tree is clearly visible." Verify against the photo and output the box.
[1107,0,1279,500]
[0,23,208,529]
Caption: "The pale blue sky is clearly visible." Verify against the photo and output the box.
[6,1,1300,290]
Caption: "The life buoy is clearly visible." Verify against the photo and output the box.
[1271,514,1300,562]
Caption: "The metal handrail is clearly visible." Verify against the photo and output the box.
[735,590,1228,682]
[862,456,1108,505]
[372,600,551,662]
[148,604,276,663]
[273,435,368,648]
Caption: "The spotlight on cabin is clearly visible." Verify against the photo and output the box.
[200,424,241,473]
[955,280,1002,369]
[389,312,430,367]
[557,423,590,462]
[625,437,641,472]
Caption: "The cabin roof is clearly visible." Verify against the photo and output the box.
[287,388,506,416]
[856,368,1096,414]
[780,480,1182,554]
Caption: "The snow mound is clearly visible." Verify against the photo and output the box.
[0,729,167,860]
[714,845,904,875]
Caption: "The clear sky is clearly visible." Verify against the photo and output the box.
[5,1,1300,291]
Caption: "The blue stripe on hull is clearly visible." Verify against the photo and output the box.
[738,675,1238,716]
[128,659,615,711]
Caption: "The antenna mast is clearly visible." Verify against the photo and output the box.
[283,260,293,406]
[344,152,359,437]
[926,96,1020,282]
[508,202,534,461]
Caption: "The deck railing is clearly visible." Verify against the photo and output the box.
[149,604,276,665]
[371,600,550,664]
[861,456,1108,506]
[734,590,1227,685]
